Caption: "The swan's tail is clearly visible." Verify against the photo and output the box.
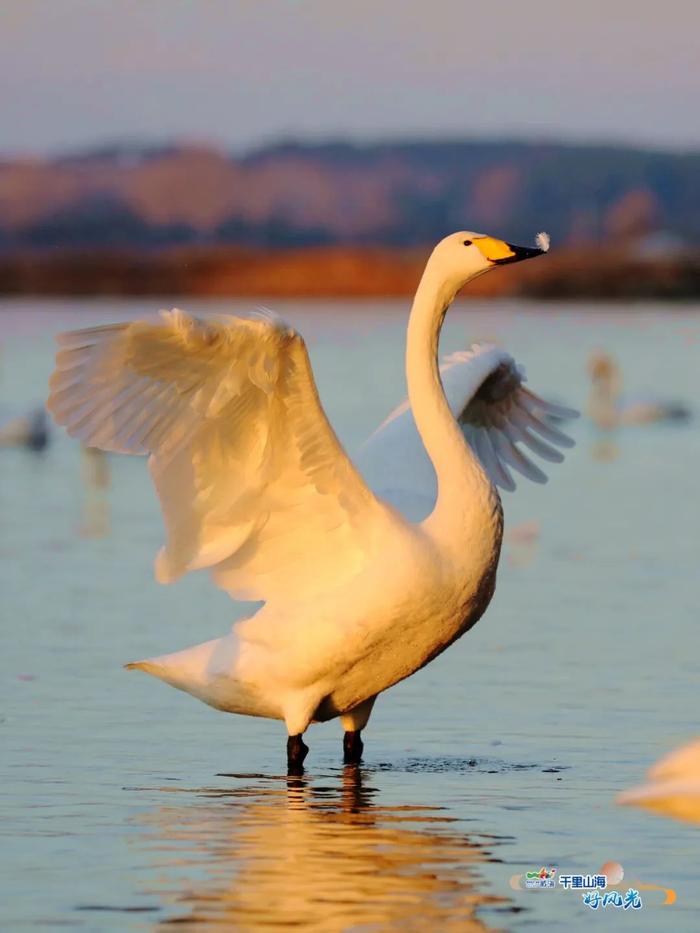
[122,639,225,694]
[121,634,276,719]
[124,659,160,674]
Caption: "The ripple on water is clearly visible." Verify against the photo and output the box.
[372,756,568,774]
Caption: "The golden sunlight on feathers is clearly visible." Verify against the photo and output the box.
[617,738,700,825]
[47,230,574,766]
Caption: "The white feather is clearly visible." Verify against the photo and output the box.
[536,231,551,252]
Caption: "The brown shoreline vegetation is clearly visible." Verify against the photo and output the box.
[1,246,699,300]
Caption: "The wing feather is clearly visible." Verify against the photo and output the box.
[513,398,576,448]
[48,308,391,603]
[360,343,578,501]
[473,427,516,492]
[503,420,565,463]
[520,388,579,420]
[491,429,548,484]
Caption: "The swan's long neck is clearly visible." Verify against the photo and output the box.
[406,262,494,532]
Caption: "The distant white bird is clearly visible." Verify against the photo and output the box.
[587,350,691,429]
[48,230,575,773]
[617,738,700,825]
[0,406,50,452]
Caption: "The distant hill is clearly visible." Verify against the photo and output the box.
[1,138,700,250]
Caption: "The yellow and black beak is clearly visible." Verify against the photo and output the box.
[474,236,546,265]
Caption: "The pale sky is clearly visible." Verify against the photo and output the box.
[2,0,699,155]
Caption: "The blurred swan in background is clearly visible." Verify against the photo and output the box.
[587,350,691,429]
[617,738,700,825]
[0,406,50,452]
[48,230,576,773]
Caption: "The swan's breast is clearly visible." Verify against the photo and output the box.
[319,507,504,716]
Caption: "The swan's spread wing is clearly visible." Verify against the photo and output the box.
[48,309,388,602]
[360,344,577,507]
[449,345,578,491]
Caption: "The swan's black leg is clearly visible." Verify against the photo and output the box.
[343,730,364,764]
[287,734,309,775]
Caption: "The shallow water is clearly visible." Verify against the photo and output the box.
[1,298,698,931]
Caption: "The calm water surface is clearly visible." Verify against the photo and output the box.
[1,298,698,931]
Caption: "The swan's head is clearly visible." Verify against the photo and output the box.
[430,230,550,288]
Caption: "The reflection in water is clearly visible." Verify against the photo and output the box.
[590,438,619,463]
[504,520,539,569]
[134,768,510,931]
[79,445,111,538]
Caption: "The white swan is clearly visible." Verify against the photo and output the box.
[587,350,691,429]
[617,738,700,825]
[47,230,575,773]
[0,406,50,452]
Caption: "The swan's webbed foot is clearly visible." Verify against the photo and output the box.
[287,733,309,775]
[343,729,364,764]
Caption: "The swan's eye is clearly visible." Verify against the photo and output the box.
[463,239,472,246]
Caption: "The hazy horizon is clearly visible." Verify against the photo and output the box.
[5,130,700,162]
[3,0,699,155]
